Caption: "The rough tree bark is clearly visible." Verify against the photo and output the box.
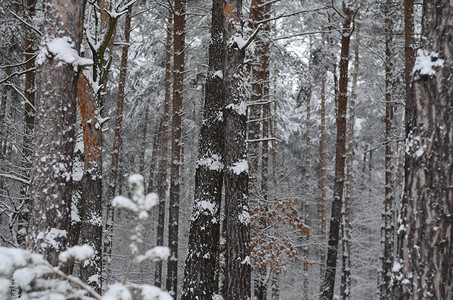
[249,0,272,298]
[222,1,251,299]
[28,0,85,267]
[18,0,37,247]
[392,1,453,299]
[340,22,360,300]
[166,0,186,296]
[380,2,394,298]
[318,74,327,284]
[320,7,352,300]
[181,1,225,299]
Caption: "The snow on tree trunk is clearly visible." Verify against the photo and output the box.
[320,7,352,300]
[28,0,86,268]
[249,0,272,298]
[380,2,395,298]
[222,1,251,299]
[181,1,225,299]
[105,4,133,286]
[340,21,360,300]
[166,0,186,296]
[392,1,453,299]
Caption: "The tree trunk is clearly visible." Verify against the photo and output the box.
[18,0,37,247]
[139,103,150,175]
[318,74,327,284]
[340,22,360,300]
[404,0,415,137]
[28,0,85,267]
[181,1,225,298]
[223,1,251,299]
[249,0,272,298]
[392,1,453,299]
[104,4,133,285]
[166,0,186,296]
[154,11,172,287]
[320,8,352,300]
[380,3,394,298]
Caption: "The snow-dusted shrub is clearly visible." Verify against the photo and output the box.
[0,174,171,300]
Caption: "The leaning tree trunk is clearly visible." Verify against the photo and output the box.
[28,0,85,267]
[166,0,186,296]
[222,1,251,299]
[340,22,360,300]
[320,7,352,300]
[392,1,453,299]
[181,1,225,299]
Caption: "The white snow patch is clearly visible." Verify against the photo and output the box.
[102,283,132,300]
[141,285,173,300]
[413,49,444,76]
[196,200,217,215]
[238,210,251,225]
[137,246,170,263]
[37,37,93,70]
[392,261,402,272]
[225,101,246,116]
[213,70,223,79]
[230,159,249,175]
[0,278,10,299]
[197,154,223,171]
[59,244,94,263]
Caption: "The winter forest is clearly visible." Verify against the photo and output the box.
[0,0,452,299]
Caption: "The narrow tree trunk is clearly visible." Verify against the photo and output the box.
[181,1,225,298]
[18,0,37,247]
[318,74,327,284]
[28,0,85,267]
[154,11,172,287]
[340,22,360,300]
[166,0,186,295]
[223,1,251,299]
[404,0,415,137]
[320,8,352,300]
[380,3,394,298]
[392,1,453,299]
[139,103,150,175]
[249,0,272,298]
[104,4,133,285]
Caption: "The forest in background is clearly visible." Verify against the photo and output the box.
[0,0,451,300]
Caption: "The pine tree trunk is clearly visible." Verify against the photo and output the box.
[392,1,453,299]
[181,1,225,298]
[166,0,186,296]
[340,22,360,300]
[404,0,415,137]
[154,11,172,287]
[318,74,327,284]
[28,0,85,267]
[104,5,133,285]
[18,0,37,247]
[223,1,251,299]
[139,103,150,175]
[380,3,394,298]
[249,0,272,298]
[77,72,103,291]
[320,8,352,300]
